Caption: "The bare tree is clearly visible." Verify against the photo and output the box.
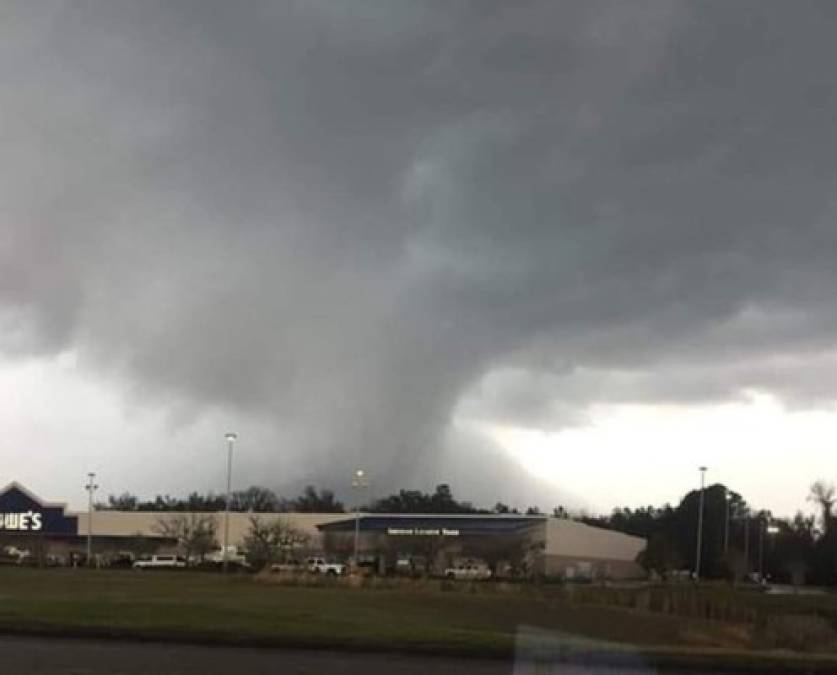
[230,486,281,512]
[96,492,139,511]
[243,516,310,569]
[153,514,218,563]
[808,481,835,534]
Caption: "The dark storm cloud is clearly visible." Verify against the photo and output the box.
[2,1,837,499]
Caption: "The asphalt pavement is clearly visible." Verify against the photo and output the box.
[0,635,713,675]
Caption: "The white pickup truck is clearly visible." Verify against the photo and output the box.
[307,556,346,576]
[133,554,187,570]
[444,562,492,580]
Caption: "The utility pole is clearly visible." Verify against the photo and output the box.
[85,472,98,567]
[695,466,707,580]
[223,432,237,573]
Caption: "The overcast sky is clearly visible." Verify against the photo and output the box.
[2,1,837,516]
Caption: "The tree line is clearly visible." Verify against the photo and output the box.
[99,485,346,513]
[97,483,547,515]
[584,480,837,586]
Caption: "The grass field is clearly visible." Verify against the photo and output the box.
[1,568,837,670]
[0,568,696,651]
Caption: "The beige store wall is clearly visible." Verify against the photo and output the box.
[545,518,645,561]
[74,511,349,549]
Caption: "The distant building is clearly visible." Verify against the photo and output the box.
[0,482,645,579]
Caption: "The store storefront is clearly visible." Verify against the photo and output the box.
[0,482,646,578]
[0,482,80,564]
[0,482,170,565]
[317,514,546,576]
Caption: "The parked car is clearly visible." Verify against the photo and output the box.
[444,562,492,581]
[132,554,187,570]
[270,559,304,573]
[201,546,249,567]
[349,554,380,575]
[1,545,30,565]
[106,552,136,569]
[393,556,428,577]
[307,556,346,576]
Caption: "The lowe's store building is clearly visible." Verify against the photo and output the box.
[0,482,645,579]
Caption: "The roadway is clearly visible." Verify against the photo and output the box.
[0,635,731,674]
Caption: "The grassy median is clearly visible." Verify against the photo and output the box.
[1,568,837,671]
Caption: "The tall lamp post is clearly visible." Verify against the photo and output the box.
[352,469,368,569]
[743,507,751,577]
[695,466,707,580]
[724,489,731,554]
[759,517,780,582]
[223,432,237,573]
[85,472,98,567]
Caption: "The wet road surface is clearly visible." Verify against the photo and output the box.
[0,635,737,674]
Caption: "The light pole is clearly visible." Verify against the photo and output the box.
[695,466,707,580]
[759,517,780,583]
[743,508,751,577]
[223,432,237,573]
[352,469,368,569]
[85,472,98,567]
[758,515,764,582]
[724,489,731,554]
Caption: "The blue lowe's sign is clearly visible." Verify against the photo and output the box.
[0,482,78,535]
